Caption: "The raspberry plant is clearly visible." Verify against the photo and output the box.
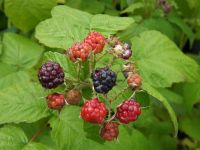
[0,1,200,150]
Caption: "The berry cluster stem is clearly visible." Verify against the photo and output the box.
[29,123,48,142]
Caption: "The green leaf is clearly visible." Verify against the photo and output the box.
[142,82,178,137]
[4,0,56,31]
[44,51,77,79]
[0,35,2,55]
[0,63,30,89]
[0,125,28,149]
[0,81,50,124]
[167,12,194,43]
[179,116,200,141]
[174,82,200,112]
[90,14,134,35]
[35,5,134,49]
[23,142,53,150]
[50,106,150,150]
[66,0,105,14]
[1,33,44,69]
[132,30,200,87]
[120,2,144,14]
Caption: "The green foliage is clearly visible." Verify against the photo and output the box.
[4,0,57,31]
[0,0,200,149]
[132,30,200,87]
[35,5,134,49]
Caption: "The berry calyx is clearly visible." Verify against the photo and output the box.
[46,93,65,109]
[66,89,81,105]
[163,3,172,13]
[38,61,65,89]
[81,98,107,124]
[116,99,141,124]
[91,68,117,94]
[122,63,136,78]
[84,32,105,54]
[100,122,119,141]
[67,42,92,62]
[127,73,142,90]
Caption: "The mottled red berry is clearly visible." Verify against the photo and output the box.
[81,98,107,124]
[84,32,105,54]
[116,99,141,124]
[46,93,65,109]
[100,122,119,141]
[127,73,142,90]
[67,42,92,62]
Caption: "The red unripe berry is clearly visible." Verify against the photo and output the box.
[81,98,107,124]
[84,32,105,54]
[116,99,141,124]
[46,93,65,109]
[67,42,92,62]
[127,73,142,90]
[100,122,119,141]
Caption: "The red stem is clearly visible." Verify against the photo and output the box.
[29,124,47,142]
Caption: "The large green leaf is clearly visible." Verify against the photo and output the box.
[4,0,56,31]
[50,106,149,150]
[1,33,44,69]
[44,51,77,80]
[0,125,28,149]
[35,5,134,49]
[132,30,200,87]
[0,81,50,124]
[142,82,178,137]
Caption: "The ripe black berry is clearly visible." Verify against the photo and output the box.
[38,61,65,89]
[91,68,117,94]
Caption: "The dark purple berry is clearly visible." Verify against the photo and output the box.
[38,61,64,89]
[91,68,117,94]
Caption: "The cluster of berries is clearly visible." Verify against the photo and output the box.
[158,0,172,13]
[67,32,105,62]
[37,31,143,141]
[81,98,141,141]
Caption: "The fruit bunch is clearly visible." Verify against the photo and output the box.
[38,32,143,141]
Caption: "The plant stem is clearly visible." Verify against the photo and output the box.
[77,61,82,82]
[29,123,48,142]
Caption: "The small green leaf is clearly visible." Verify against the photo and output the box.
[0,81,50,124]
[44,51,77,79]
[180,116,200,141]
[0,125,28,150]
[121,2,144,14]
[167,12,194,43]
[4,0,56,31]
[142,82,178,137]
[132,30,200,87]
[1,33,44,69]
